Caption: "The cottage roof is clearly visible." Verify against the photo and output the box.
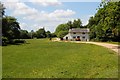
[69,28,90,33]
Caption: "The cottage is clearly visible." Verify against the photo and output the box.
[63,28,90,41]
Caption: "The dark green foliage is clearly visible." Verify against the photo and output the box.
[2,37,8,46]
[20,30,30,39]
[2,16,21,40]
[72,19,83,28]
[46,31,51,38]
[51,33,57,38]
[36,28,46,38]
[57,31,68,38]
[13,39,26,44]
[87,1,120,42]
[55,24,69,37]
[2,16,22,45]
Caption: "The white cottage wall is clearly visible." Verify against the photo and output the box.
[63,33,89,41]
[63,28,90,41]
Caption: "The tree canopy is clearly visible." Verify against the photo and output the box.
[36,28,46,38]
[2,16,21,40]
[87,1,120,41]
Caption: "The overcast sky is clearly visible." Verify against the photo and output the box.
[2,0,101,32]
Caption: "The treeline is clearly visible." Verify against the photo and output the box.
[2,16,56,46]
[0,2,56,46]
[55,19,85,38]
[19,28,56,39]
[87,1,120,42]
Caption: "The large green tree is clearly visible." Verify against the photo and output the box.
[2,16,21,40]
[20,30,31,39]
[36,28,46,38]
[46,31,51,38]
[87,1,120,41]
[72,19,83,28]
[55,24,69,37]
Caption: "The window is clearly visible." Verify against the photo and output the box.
[77,36,80,38]
[73,32,76,34]
[66,37,68,40]
[82,36,85,38]
[82,32,85,34]
[73,36,76,39]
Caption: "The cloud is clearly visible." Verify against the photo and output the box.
[21,9,75,32]
[19,22,29,30]
[1,0,19,2]
[2,0,62,7]
[3,1,76,32]
[22,9,75,23]
[49,9,75,18]
[30,0,62,7]
[2,0,101,3]
[3,2,38,16]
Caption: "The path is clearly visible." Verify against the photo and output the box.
[73,41,120,55]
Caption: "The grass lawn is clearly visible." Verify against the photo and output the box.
[2,39,118,78]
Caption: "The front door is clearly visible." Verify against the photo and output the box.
[76,36,80,41]
[66,37,68,40]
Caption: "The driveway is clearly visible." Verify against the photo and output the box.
[73,41,120,55]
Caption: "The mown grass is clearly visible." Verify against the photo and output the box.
[2,39,118,78]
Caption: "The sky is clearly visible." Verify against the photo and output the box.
[1,0,101,32]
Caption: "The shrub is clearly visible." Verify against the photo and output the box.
[14,39,26,44]
[2,37,8,46]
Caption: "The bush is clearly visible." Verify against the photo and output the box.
[2,37,8,46]
[14,39,26,44]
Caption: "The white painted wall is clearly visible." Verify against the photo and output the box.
[63,32,89,41]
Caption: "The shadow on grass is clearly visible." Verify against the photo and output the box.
[2,42,30,46]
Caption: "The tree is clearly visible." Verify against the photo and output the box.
[46,31,51,38]
[36,28,46,38]
[55,24,69,37]
[51,33,57,38]
[2,16,21,41]
[67,21,72,29]
[87,1,120,41]
[32,31,37,38]
[72,19,82,28]
[57,31,68,38]
[20,30,30,39]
